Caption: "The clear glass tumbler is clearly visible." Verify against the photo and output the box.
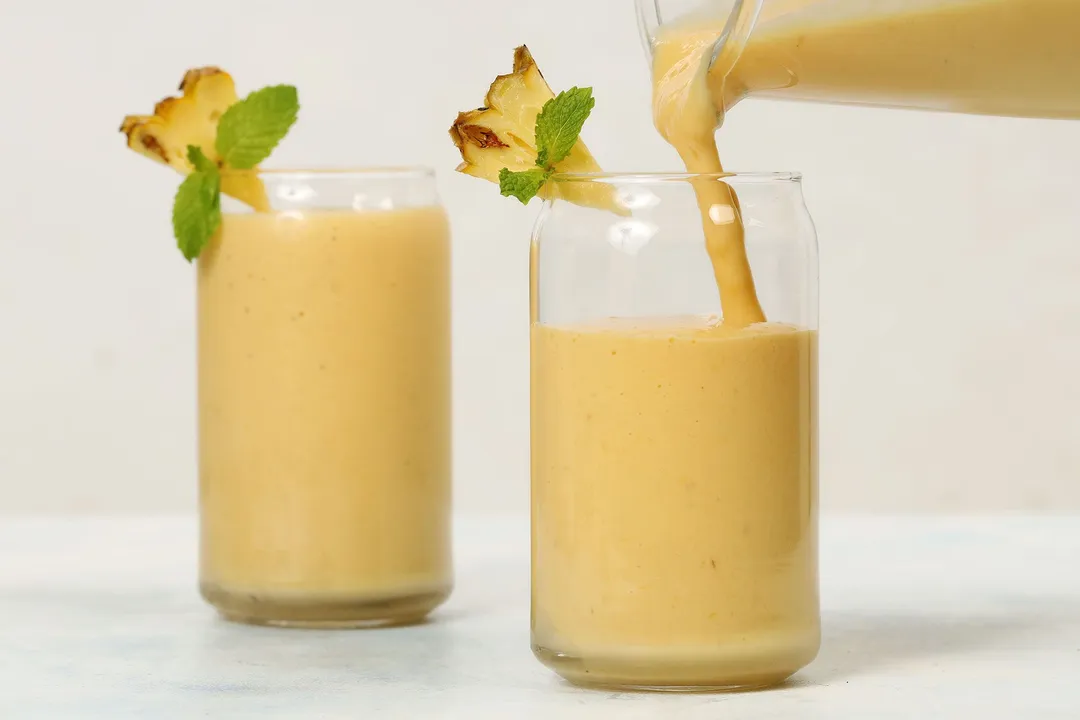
[531,172,819,690]
[198,169,453,627]
[638,0,1080,121]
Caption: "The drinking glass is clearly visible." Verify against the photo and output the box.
[531,172,819,689]
[198,168,453,627]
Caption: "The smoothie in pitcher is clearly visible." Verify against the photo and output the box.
[702,0,1080,120]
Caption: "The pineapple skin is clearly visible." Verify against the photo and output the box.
[450,47,555,180]
[121,67,269,211]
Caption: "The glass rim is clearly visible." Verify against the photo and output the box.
[218,166,435,180]
[550,171,802,183]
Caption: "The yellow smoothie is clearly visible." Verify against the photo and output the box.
[713,0,1080,120]
[532,318,818,687]
[198,206,452,627]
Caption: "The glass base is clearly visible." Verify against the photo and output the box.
[201,582,452,629]
[532,643,809,692]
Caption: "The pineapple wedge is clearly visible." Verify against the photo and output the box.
[121,67,269,211]
[450,46,624,214]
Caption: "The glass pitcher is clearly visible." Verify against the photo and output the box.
[638,0,1080,122]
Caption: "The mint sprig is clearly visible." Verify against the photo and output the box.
[499,87,594,205]
[498,168,551,204]
[171,84,300,261]
[173,146,222,261]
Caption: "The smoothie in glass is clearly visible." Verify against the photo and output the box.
[198,183,452,627]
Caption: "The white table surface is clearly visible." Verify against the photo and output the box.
[1,516,1078,719]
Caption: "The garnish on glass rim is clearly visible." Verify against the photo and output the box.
[498,86,595,203]
[120,69,300,261]
[450,46,623,212]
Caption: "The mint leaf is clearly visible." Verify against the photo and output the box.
[187,145,216,174]
[499,167,551,204]
[172,165,221,262]
[534,87,595,168]
[215,85,299,169]
[500,89,594,205]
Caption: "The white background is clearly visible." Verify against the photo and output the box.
[1,0,1077,515]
